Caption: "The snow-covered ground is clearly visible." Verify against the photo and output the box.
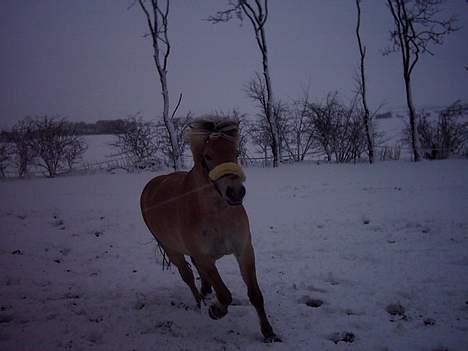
[1,160,467,350]
[82,135,116,164]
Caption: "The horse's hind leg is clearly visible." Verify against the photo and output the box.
[190,257,212,297]
[167,251,202,307]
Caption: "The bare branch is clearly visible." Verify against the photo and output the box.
[170,93,183,120]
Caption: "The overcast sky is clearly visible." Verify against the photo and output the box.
[1,0,467,128]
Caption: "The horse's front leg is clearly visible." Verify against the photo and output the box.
[193,256,232,320]
[235,243,281,343]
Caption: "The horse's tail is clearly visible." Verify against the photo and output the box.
[154,238,171,271]
[140,178,172,271]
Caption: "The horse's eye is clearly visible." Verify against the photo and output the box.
[204,154,212,161]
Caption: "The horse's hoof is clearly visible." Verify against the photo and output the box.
[208,304,227,320]
[264,334,282,343]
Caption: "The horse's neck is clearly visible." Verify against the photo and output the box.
[186,163,226,210]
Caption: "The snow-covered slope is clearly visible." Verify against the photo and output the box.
[1,160,467,350]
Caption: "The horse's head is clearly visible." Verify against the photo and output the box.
[189,118,246,206]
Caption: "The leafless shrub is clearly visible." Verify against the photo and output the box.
[155,113,192,168]
[404,101,467,159]
[0,143,11,178]
[110,116,161,170]
[10,118,36,177]
[28,116,87,177]
[282,93,316,161]
[309,93,368,163]
[379,145,401,161]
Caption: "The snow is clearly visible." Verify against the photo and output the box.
[1,160,468,350]
[81,135,116,164]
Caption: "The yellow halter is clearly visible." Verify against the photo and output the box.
[208,162,246,182]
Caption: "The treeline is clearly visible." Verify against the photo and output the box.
[1,101,466,178]
[70,119,130,135]
[0,119,129,141]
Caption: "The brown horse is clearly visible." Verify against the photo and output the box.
[140,117,280,342]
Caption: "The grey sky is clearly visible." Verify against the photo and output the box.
[1,0,467,128]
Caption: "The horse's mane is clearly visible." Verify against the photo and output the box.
[187,116,240,161]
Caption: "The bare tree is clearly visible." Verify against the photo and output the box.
[385,0,458,162]
[245,73,288,161]
[137,0,183,170]
[209,0,280,167]
[246,118,271,165]
[29,116,87,177]
[309,93,338,162]
[355,0,374,163]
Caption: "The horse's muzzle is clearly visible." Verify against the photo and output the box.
[225,185,246,206]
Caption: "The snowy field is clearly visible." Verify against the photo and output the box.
[1,160,468,350]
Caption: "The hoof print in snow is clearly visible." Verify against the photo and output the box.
[326,272,341,286]
[64,292,80,299]
[0,314,14,324]
[328,331,355,344]
[134,301,145,310]
[11,249,23,255]
[141,320,182,337]
[386,303,407,320]
[362,217,371,225]
[94,231,103,237]
[300,296,324,308]
[59,248,71,256]
[89,316,104,323]
[424,318,436,326]
[85,331,103,344]
[343,308,363,316]
[53,259,62,264]
[51,218,65,228]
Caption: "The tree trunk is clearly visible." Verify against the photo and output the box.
[404,74,421,162]
[261,35,279,167]
[159,69,182,170]
[355,0,374,164]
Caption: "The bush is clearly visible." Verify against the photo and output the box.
[309,93,368,163]
[29,116,87,177]
[110,116,161,170]
[9,118,35,177]
[0,143,11,177]
[404,101,467,160]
